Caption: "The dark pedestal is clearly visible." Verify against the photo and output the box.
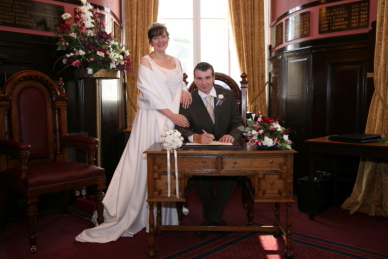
[298,173,334,214]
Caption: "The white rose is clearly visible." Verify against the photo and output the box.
[85,3,93,10]
[218,94,224,100]
[283,135,289,141]
[97,51,104,57]
[61,13,71,20]
[262,136,274,147]
[79,50,85,56]
[78,6,87,13]
[87,68,93,74]
[273,123,282,131]
[83,20,94,29]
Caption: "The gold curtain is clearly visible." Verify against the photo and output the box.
[341,0,388,217]
[228,0,266,115]
[124,0,159,128]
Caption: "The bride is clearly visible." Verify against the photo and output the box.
[76,23,191,243]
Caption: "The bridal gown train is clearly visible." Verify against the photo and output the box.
[76,55,185,243]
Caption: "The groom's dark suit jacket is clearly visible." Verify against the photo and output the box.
[176,87,243,141]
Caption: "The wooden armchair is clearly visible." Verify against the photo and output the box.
[185,72,248,125]
[0,70,105,253]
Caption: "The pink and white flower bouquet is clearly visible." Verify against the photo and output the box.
[55,0,131,75]
[238,112,293,149]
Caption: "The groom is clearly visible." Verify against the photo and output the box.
[175,62,244,237]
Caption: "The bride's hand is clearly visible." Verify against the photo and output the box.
[180,90,192,109]
[172,114,189,127]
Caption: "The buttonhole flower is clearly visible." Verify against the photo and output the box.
[216,92,226,106]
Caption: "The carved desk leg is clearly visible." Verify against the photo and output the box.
[147,201,157,258]
[284,202,294,259]
[175,202,183,225]
[246,194,254,225]
[244,178,254,225]
[156,202,162,235]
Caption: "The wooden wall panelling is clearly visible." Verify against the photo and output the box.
[312,43,373,196]
[0,32,62,84]
[284,50,311,187]
[268,54,283,120]
[325,44,369,135]
[268,33,375,194]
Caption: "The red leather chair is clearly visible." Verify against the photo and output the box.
[0,70,105,253]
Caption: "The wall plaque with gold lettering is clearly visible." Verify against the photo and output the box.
[285,11,310,42]
[0,0,64,32]
[319,0,369,34]
[271,22,283,48]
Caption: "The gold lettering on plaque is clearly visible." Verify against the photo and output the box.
[319,0,369,34]
[0,0,64,32]
[285,11,310,42]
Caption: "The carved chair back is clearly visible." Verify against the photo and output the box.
[184,72,248,125]
[0,70,69,169]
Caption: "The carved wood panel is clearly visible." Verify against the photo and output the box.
[269,33,375,190]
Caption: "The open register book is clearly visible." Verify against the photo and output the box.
[182,141,241,148]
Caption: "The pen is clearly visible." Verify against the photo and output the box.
[202,130,215,140]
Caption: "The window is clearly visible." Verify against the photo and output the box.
[158,0,240,83]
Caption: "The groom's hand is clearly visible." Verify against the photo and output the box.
[219,134,234,143]
[194,133,214,144]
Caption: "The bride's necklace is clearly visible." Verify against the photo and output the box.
[151,51,169,64]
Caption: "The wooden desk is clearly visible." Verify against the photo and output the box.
[306,136,388,220]
[145,143,297,258]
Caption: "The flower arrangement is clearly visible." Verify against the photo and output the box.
[55,0,131,75]
[160,130,184,150]
[238,112,293,149]
[216,92,226,106]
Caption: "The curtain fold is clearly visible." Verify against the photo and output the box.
[228,0,266,115]
[341,0,388,217]
[124,0,159,128]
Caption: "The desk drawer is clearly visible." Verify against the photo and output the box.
[153,156,218,170]
[223,155,286,171]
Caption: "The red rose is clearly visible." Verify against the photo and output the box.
[98,30,112,40]
[60,24,71,31]
[261,117,274,123]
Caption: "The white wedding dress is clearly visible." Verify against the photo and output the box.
[76,55,185,243]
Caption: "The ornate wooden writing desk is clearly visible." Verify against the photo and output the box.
[306,136,388,220]
[144,142,297,258]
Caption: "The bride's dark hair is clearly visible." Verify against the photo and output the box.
[147,22,170,41]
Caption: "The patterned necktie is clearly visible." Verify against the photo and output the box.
[205,95,215,123]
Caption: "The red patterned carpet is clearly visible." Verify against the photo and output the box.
[0,185,387,259]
